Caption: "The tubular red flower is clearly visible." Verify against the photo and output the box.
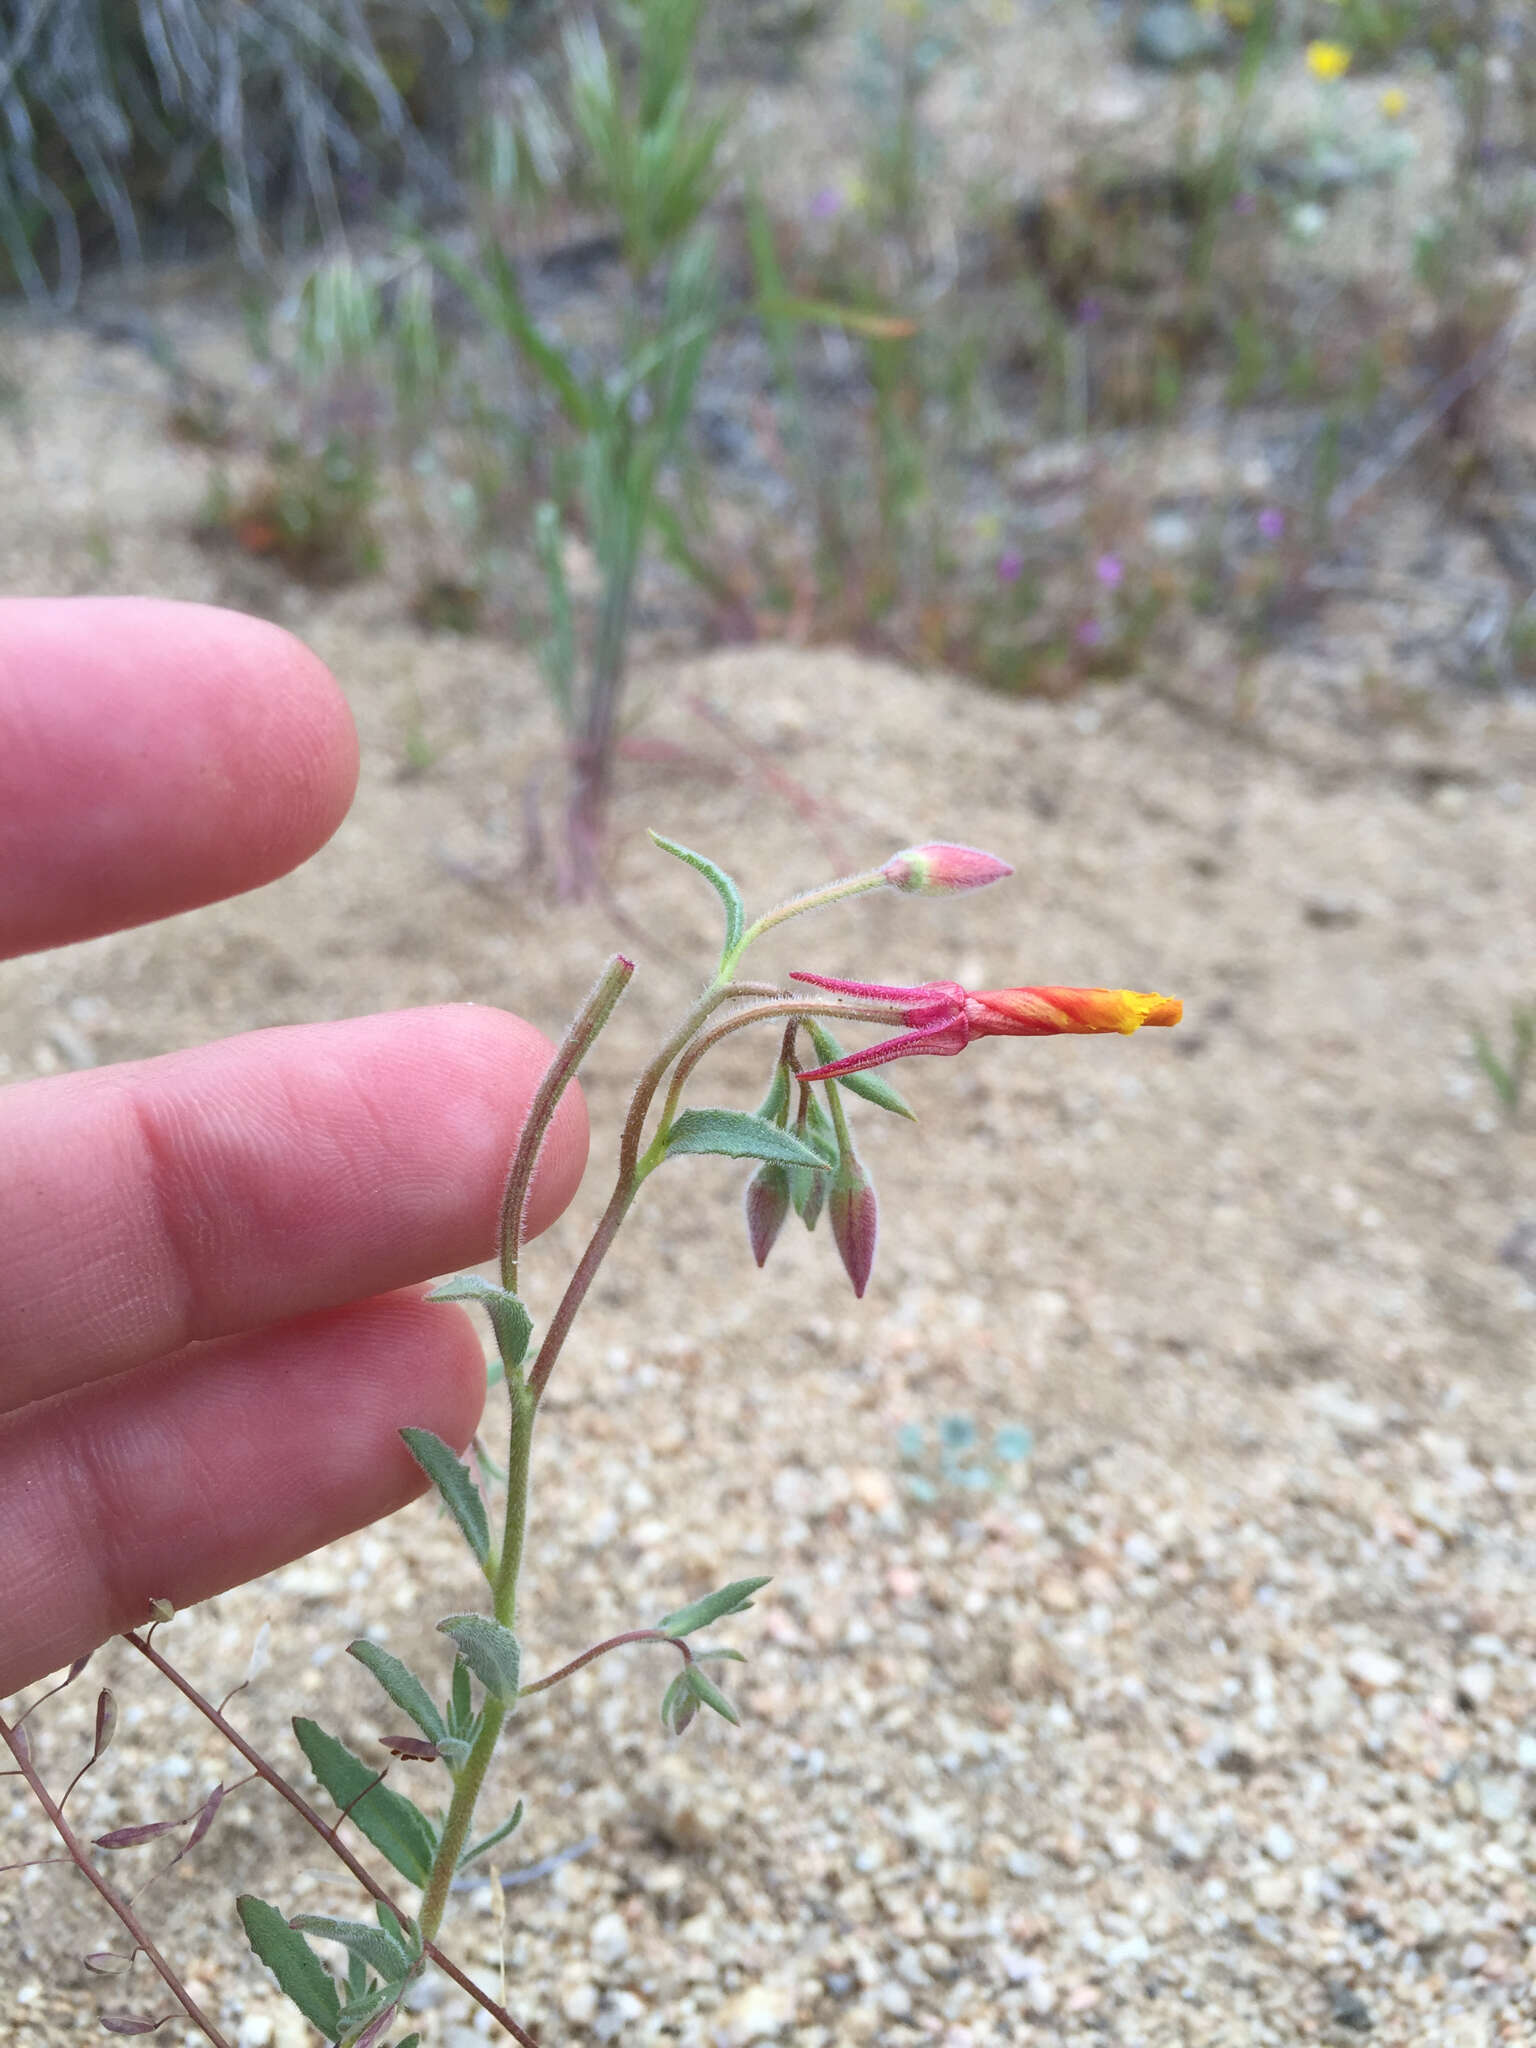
[791,972,1181,1081]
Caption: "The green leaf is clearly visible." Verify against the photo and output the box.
[425,1276,534,1374]
[292,1720,437,1888]
[804,1024,916,1120]
[336,1986,396,2043]
[346,1953,369,2004]
[399,1428,491,1569]
[347,1642,447,1749]
[648,833,745,959]
[436,1617,522,1704]
[663,1109,827,1170]
[755,1060,792,1129]
[375,1902,417,1953]
[459,1801,525,1871]
[449,1658,473,1735]
[289,1916,412,1981]
[683,1664,740,1726]
[236,1896,341,2041]
[659,1671,696,1736]
[658,1577,770,1638]
[695,1647,747,1664]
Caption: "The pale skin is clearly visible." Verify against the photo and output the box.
[0,599,588,1697]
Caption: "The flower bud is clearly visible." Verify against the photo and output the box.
[829,1152,879,1299]
[744,1161,791,1268]
[881,842,1013,896]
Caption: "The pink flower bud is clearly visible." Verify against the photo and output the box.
[880,842,1014,897]
[829,1154,878,1298]
[744,1161,791,1268]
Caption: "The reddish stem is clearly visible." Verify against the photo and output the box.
[123,1633,539,2048]
[518,1630,690,1699]
[0,1707,235,2048]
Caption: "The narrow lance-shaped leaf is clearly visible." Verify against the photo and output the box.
[683,1664,740,1727]
[237,1896,342,2041]
[658,1577,770,1638]
[347,1641,447,1748]
[450,1658,473,1734]
[649,833,745,960]
[399,1427,490,1570]
[459,1801,525,1871]
[663,1108,827,1170]
[436,1616,522,1705]
[292,1719,437,1888]
[660,1671,696,1737]
[425,1276,533,1375]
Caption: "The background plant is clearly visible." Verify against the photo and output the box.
[0,0,550,304]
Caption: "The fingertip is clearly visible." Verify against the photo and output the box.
[0,598,359,956]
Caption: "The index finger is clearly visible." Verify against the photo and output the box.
[0,598,357,960]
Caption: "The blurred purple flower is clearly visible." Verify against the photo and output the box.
[1232,191,1257,216]
[809,185,842,220]
[1077,295,1104,327]
[997,548,1024,584]
[1094,552,1124,590]
[1075,617,1103,647]
[1257,506,1286,543]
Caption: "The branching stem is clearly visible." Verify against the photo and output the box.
[0,1704,235,2048]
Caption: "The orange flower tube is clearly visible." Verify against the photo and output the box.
[790,972,1180,1081]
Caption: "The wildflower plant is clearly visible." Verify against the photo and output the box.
[1,832,1182,2044]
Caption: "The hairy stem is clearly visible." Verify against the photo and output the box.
[723,869,887,973]
[519,1630,691,1699]
[500,955,634,1296]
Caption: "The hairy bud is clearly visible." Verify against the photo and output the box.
[881,842,1014,896]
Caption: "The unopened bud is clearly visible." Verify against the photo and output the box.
[829,1152,879,1298]
[745,1161,791,1267]
[881,841,1013,896]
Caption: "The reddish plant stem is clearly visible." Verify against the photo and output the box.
[122,1633,539,2048]
[0,1707,235,2048]
[518,1630,690,1700]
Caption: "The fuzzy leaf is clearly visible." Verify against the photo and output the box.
[449,1659,473,1734]
[663,1109,826,1170]
[803,1024,916,1120]
[459,1801,525,1871]
[399,1428,490,1569]
[683,1664,740,1726]
[658,1577,770,1638]
[659,1671,697,1736]
[237,1896,341,2041]
[289,1916,412,1981]
[292,1720,437,1887]
[436,1617,522,1704]
[649,833,746,959]
[425,1276,533,1374]
[347,1641,447,1748]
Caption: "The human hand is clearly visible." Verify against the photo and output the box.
[0,600,587,1696]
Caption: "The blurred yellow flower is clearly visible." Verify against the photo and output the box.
[1380,86,1407,117]
[1306,40,1352,80]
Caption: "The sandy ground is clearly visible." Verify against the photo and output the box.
[3,55,1536,2048]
